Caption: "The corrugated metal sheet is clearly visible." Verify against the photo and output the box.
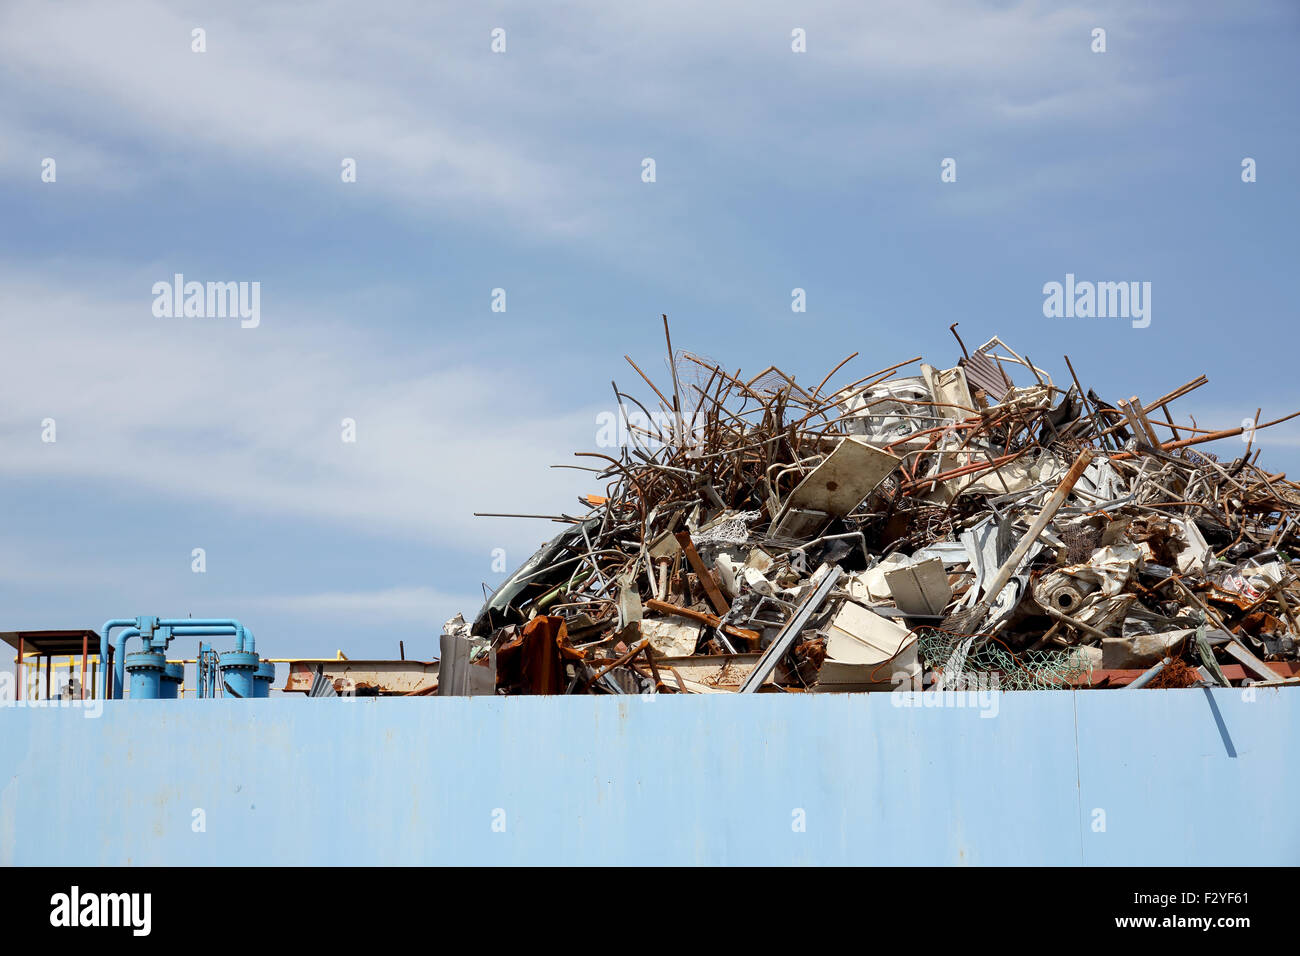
[963,349,1013,400]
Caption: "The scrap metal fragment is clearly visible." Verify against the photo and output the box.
[740,565,844,693]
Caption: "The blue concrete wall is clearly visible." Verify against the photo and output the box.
[1,688,1296,865]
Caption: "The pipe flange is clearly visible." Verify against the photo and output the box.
[124,651,167,673]
[218,650,259,671]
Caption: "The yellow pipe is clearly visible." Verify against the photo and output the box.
[11,655,102,668]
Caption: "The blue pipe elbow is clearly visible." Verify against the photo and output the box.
[112,628,140,699]
[99,619,135,700]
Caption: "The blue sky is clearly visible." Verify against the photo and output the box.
[1,0,1297,671]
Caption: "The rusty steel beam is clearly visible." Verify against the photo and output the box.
[282,659,440,695]
[674,530,731,615]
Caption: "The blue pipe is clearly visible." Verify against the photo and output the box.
[254,660,275,698]
[112,626,206,698]
[159,663,184,699]
[219,650,260,697]
[169,627,252,657]
[104,617,257,697]
[99,619,135,700]
[114,624,240,698]
[158,619,241,627]
[126,650,167,699]
[158,619,252,653]
[111,629,139,699]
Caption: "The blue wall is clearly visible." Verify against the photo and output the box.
[1,688,1296,865]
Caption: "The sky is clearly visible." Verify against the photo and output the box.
[1,1,1298,678]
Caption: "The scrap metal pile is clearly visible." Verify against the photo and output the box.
[445,320,1300,695]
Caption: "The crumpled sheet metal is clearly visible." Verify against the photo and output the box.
[494,615,585,695]
[1035,543,1141,608]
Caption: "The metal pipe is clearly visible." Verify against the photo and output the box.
[157,619,249,651]
[1128,656,1171,690]
[99,619,136,700]
[156,620,253,654]
[111,629,139,699]
[1040,604,1112,642]
[108,619,252,697]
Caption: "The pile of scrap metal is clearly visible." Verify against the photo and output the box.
[444,319,1300,695]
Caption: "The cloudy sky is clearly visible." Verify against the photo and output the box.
[1,1,1297,671]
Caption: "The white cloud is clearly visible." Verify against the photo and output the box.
[0,0,1199,235]
[0,0,591,231]
[0,268,598,559]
